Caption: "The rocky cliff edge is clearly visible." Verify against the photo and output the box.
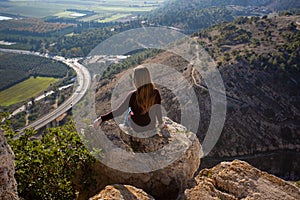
[0,129,18,200]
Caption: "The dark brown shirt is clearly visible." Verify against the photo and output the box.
[101,89,162,132]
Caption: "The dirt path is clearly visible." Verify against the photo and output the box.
[191,67,246,104]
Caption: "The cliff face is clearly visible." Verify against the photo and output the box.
[182,160,300,200]
[0,129,18,200]
[192,16,300,157]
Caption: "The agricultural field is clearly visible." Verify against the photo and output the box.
[97,13,132,23]
[0,52,68,91]
[0,18,73,33]
[0,76,58,107]
[0,0,166,22]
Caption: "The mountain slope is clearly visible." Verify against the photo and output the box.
[94,14,300,180]
[189,15,300,179]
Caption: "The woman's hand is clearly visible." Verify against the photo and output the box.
[93,117,102,129]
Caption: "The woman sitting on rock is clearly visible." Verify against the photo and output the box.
[93,65,167,133]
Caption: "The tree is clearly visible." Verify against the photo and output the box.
[249,54,256,64]
[1,117,95,200]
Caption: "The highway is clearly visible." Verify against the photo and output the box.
[17,59,91,135]
[0,49,91,137]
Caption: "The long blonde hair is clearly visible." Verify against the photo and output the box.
[133,66,156,114]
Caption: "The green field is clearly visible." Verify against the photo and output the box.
[97,13,132,22]
[0,76,58,107]
[0,0,165,19]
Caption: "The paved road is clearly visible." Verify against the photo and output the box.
[9,83,73,118]
[18,59,90,135]
[0,49,91,137]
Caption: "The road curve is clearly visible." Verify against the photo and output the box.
[17,59,91,136]
[0,49,91,137]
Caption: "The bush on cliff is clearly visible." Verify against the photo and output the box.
[1,113,95,200]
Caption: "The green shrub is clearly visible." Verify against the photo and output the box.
[1,116,95,200]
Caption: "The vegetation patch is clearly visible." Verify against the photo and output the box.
[0,52,68,91]
[0,18,73,34]
[79,13,111,22]
[1,118,95,200]
[296,181,300,188]
[65,32,80,37]
[194,15,300,73]
[0,76,58,107]
[97,13,131,23]
[149,2,234,31]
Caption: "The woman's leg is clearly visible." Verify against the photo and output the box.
[124,107,132,127]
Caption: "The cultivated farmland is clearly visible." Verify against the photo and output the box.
[0,76,58,107]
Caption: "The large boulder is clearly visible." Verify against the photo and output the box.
[181,160,300,200]
[90,184,154,200]
[0,129,18,200]
[75,117,202,200]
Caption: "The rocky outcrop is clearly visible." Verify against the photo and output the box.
[75,117,202,200]
[181,160,300,200]
[90,184,154,200]
[89,160,300,200]
[0,129,18,200]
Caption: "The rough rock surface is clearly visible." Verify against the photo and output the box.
[0,129,18,200]
[182,160,300,200]
[75,117,202,200]
[90,184,155,200]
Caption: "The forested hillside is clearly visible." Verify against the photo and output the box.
[148,0,300,32]
[149,7,233,32]
[194,15,300,79]
[0,17,144,56]
[0,52,68,91]
[0,18,73,35]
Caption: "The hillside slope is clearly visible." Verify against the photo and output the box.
[94,15,300,180]
[193,15,300,159]
[148,0,300,31]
